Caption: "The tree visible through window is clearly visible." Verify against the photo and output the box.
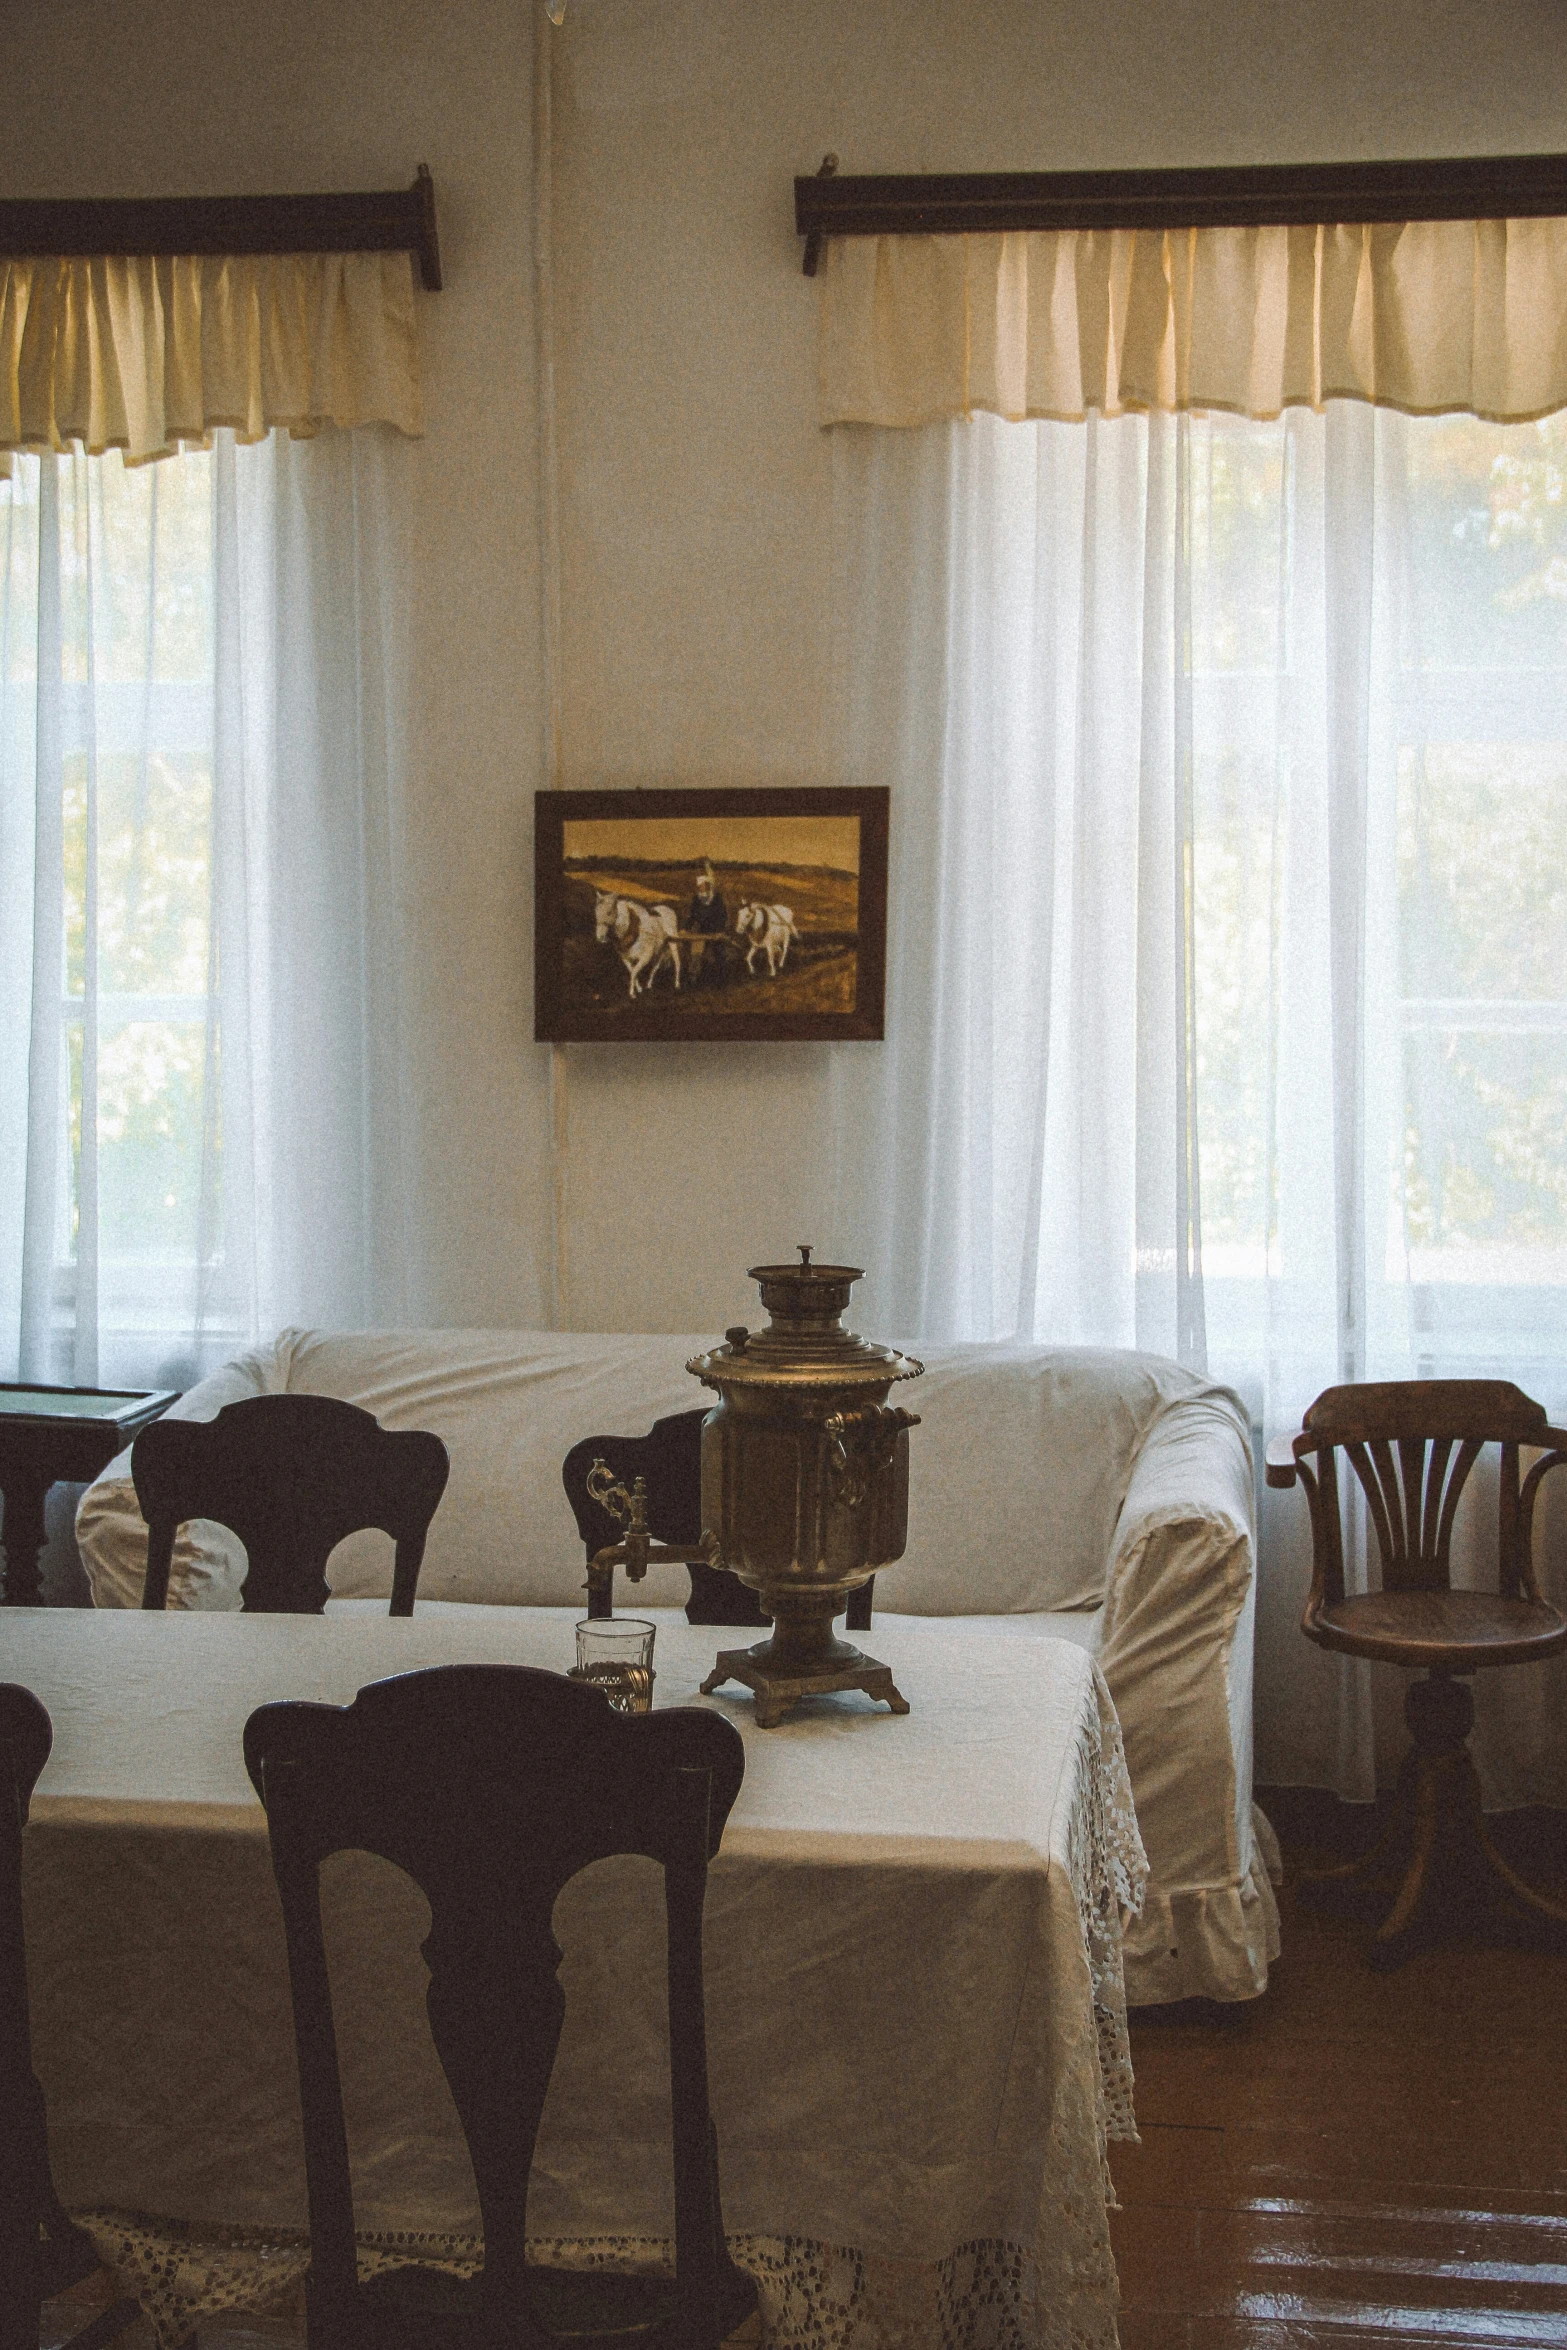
[1186,411,1567,1365]
[2,447,222,1340]
[66,452,218,1267]
[3,421,410,1393]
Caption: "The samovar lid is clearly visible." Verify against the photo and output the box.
[687,1245,924,1392]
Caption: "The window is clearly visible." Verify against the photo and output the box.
[829,401,1567,1412]
[1184,409,1567,1397]
[1,447,226,1362]
[1,427,414,1392]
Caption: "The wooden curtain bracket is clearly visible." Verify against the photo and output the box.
[413,163,442,293]
[0,166,443,291]
[793,150,1567,271]
[800,153,838,276]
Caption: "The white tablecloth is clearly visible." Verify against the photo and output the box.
[11,1607,1145,2350]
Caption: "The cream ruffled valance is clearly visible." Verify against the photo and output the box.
[818,218,1567,426]
[0,249,422,470]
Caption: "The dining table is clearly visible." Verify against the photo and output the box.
[10,1602,1146,2350]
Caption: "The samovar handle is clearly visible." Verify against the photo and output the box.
[824,1404,921,1508]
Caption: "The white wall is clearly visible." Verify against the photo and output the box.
[8,0,1567,1347]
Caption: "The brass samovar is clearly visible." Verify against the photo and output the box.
[690,1248,923,1726]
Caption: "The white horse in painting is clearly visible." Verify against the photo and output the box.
[735,901,798,977]
[594,890,681,996]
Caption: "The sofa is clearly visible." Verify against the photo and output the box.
[75,1324,1281,2006]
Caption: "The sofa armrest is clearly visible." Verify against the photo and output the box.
[1107,1389,1253,1570]
[1097,1393,1256,1896]
[74,1345,282,1607]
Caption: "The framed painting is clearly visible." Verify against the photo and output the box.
[534,787,889,1043]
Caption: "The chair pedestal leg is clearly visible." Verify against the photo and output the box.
[1315,1672,1567,1970]
[1464,1758,1567,1931]
[1368,1735,1449,1969]
[1299,1747,1417,1891]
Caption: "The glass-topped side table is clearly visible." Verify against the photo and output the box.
[0,1385,178,1606]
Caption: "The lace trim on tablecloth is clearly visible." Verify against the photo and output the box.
[77,2215,1115,2350]
[1068,1664,1148,2151]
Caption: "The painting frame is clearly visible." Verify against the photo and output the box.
[534,786,889,1043]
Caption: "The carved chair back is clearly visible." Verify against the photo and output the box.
[1283,1380,1567,1610]
[244,1665,752,2350]
[1,1688,134,2350]
[133,1394,449,1614]
[1,1684,52,2350]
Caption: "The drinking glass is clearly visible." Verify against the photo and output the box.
[570,1618,656,1713]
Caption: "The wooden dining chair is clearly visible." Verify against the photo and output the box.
[0,1685,141,2350]
[1268,1379,1567,1966]
[132,1393,450,1613]
[562,1408,873,1632]
[244,1664,758,2350]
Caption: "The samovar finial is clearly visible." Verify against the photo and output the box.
[797,1242,813,1268]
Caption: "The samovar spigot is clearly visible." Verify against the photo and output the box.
[583,1458,720,1620]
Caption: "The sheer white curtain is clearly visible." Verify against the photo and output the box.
[830,404,1567,1803]
[0,425,416,1398]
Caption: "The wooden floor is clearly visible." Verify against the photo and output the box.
[1111,1791,1567,2348]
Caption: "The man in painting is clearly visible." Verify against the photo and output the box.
[685,860,730,985]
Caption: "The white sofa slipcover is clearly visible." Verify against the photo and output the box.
[75,1326,1280,2005]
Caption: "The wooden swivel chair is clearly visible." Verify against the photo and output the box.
[0,1686,140,2350]
[1268,1379,1567,1966]
[244,1664,759,2350]
[562,1408,875,1632]
[132,1393,450,1613]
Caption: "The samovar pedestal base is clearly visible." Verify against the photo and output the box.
[700,1635,910,1729]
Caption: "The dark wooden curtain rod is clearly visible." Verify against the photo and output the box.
[0,165,441,290]
[795,152,1567,273]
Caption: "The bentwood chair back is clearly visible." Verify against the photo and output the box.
[1267,1378,1567,1961]
[132,1394,449,1613]
[244,1665,757,2350]
[0,1686,139,2350]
